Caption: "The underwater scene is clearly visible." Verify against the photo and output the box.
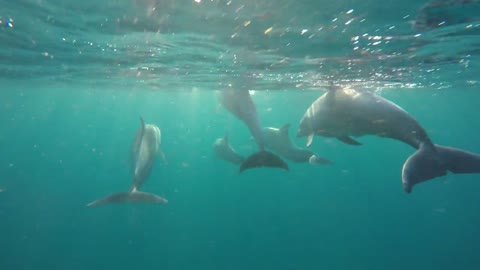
[2,0,480,269]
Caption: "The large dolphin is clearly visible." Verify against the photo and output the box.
[296,86,480,193]
[213,133,246,165]
[87,117,168,207]
[218,89,288,172]
[262,124,332,165]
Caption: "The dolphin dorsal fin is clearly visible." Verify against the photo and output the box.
[324,83,340,105]
[223,132,229,144]
[280,124,291,136]
[138,116,146,139]
[139,116,146,131]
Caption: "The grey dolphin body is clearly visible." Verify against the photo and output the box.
[87,117,168,207]
[213,133,245,165]
[296,86,480,193]
[262,124,332,165]
[218,89,288,172]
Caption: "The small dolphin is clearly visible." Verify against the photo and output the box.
[218,89,288,172]
[296,86,480,193]
[262,124,332,165]
[213,133,246,165]
[87,117,168,207]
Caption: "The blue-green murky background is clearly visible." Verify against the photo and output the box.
[2,0,480,269]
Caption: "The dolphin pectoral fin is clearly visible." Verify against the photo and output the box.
[159,150,168,165]
[308,155,333,165]
[239,151,289,173]
[139,116,145,129]
[280,124,291,135]
[337,136,362,146]
[87,191,168,207]
[158,145,168,165]
[223,132,230,143]
[306,134,314,147]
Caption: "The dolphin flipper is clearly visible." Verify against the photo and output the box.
[337,136,362,145]
[239,150,289,173]
[280,124,291,135]
[224,132,229,143]
[87,191,168,207]
[308,155,333,165]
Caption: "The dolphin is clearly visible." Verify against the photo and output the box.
[262,124,332,165]
[87,117,168,207]
[213,133,246,165]
[218,89,288,172]
[0,188,3,192]
[296,86,480,193]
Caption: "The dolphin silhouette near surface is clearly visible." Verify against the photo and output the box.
[218,89,288,173]
[87,117,168,207]
[296,86,480,193]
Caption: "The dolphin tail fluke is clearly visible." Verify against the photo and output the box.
[435,145,480,174]
[239,150,289,173]
[87,191,168,207]
[402,143,480,193]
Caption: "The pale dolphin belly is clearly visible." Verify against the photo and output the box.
[131,124,161,190]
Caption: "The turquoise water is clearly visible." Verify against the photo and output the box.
[2,0,480,269]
